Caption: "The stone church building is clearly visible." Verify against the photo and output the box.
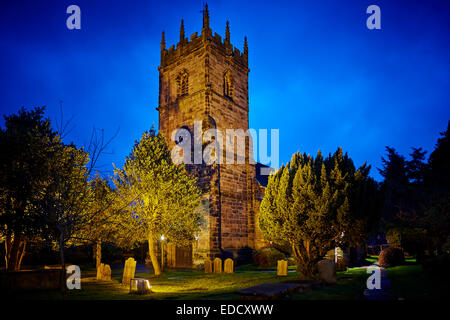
[157,4,269,267]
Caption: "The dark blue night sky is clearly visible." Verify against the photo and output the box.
[1,0,449,180]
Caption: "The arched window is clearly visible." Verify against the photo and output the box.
[223,71,233,99]
[177,71,189,97]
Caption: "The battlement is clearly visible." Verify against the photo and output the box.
[160,4,248,69]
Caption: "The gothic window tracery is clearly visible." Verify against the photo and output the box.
[177,71,189,97]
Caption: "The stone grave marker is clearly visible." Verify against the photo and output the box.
[277,260,288,276]
[224,258,234,274]
[318,259,337,284]
[204,259,212,273]
[122,257,137,286]
[213,257,222,274]
[130,278,151,295]
[97,263,112,281]
[102,264,111,281]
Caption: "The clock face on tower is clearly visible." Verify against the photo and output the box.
[174,127,191,146]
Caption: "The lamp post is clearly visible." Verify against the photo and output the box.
[194,234,199,249]
[160,235,165,272]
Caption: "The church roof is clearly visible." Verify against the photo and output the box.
[254,163,274,187]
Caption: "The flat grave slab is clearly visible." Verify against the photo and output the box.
[236,280,322,299]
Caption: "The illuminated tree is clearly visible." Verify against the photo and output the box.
[39,141,93,276]
[259,148,380,278]
[74,175,122,268]
[0,107,59,271]
[1,106,119,276]
[114,130,201,276]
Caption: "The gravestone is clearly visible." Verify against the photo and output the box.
[97,263,110,280]
[130,278,151,295]
[122,257,137,286]
[277,260,288,276]
[96,263,112,281]
[204,259,212,273]
[100,264,111,281]
[317,259,337,284]
[213,257,222,274]
[224,258,234,274]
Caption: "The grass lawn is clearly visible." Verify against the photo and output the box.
[12,266,369,300]
[387,264,448,299]
[365,255,378,264]
[74,269,301,300]
[9,261,447,300]
[291,267,368,300]
[13,265,300,300]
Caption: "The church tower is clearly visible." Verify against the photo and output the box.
[158,4,264,265]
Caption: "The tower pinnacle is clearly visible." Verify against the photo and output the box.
[203,3,210,29]
[244,36,248,55]
[179,19,185,43]
[161,31,166,51]
[225,21,230,43]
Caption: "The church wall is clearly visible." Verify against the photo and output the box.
[158,7,266,266]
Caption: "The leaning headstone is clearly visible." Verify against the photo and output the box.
[204,259,212,273]
[97,263,112,281]
[224,258,234,274]
[277,260,288,276]
[318,259,337,284]
[102,264,111,281]
[122,257,137,286]
[213,257,222,274]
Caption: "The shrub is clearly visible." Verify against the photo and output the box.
[252,247,286,267]
[386,227,428,256]
[379,247,405,267]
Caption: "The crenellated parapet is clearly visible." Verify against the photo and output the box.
[160,3,248,69]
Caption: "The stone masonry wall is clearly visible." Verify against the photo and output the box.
[158,9,265,265]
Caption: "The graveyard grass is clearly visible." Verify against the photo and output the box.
[12,262,441,300]
[68,266,302,300]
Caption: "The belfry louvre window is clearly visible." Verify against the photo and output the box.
[177,71,189,96]
[224,71,233,99]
